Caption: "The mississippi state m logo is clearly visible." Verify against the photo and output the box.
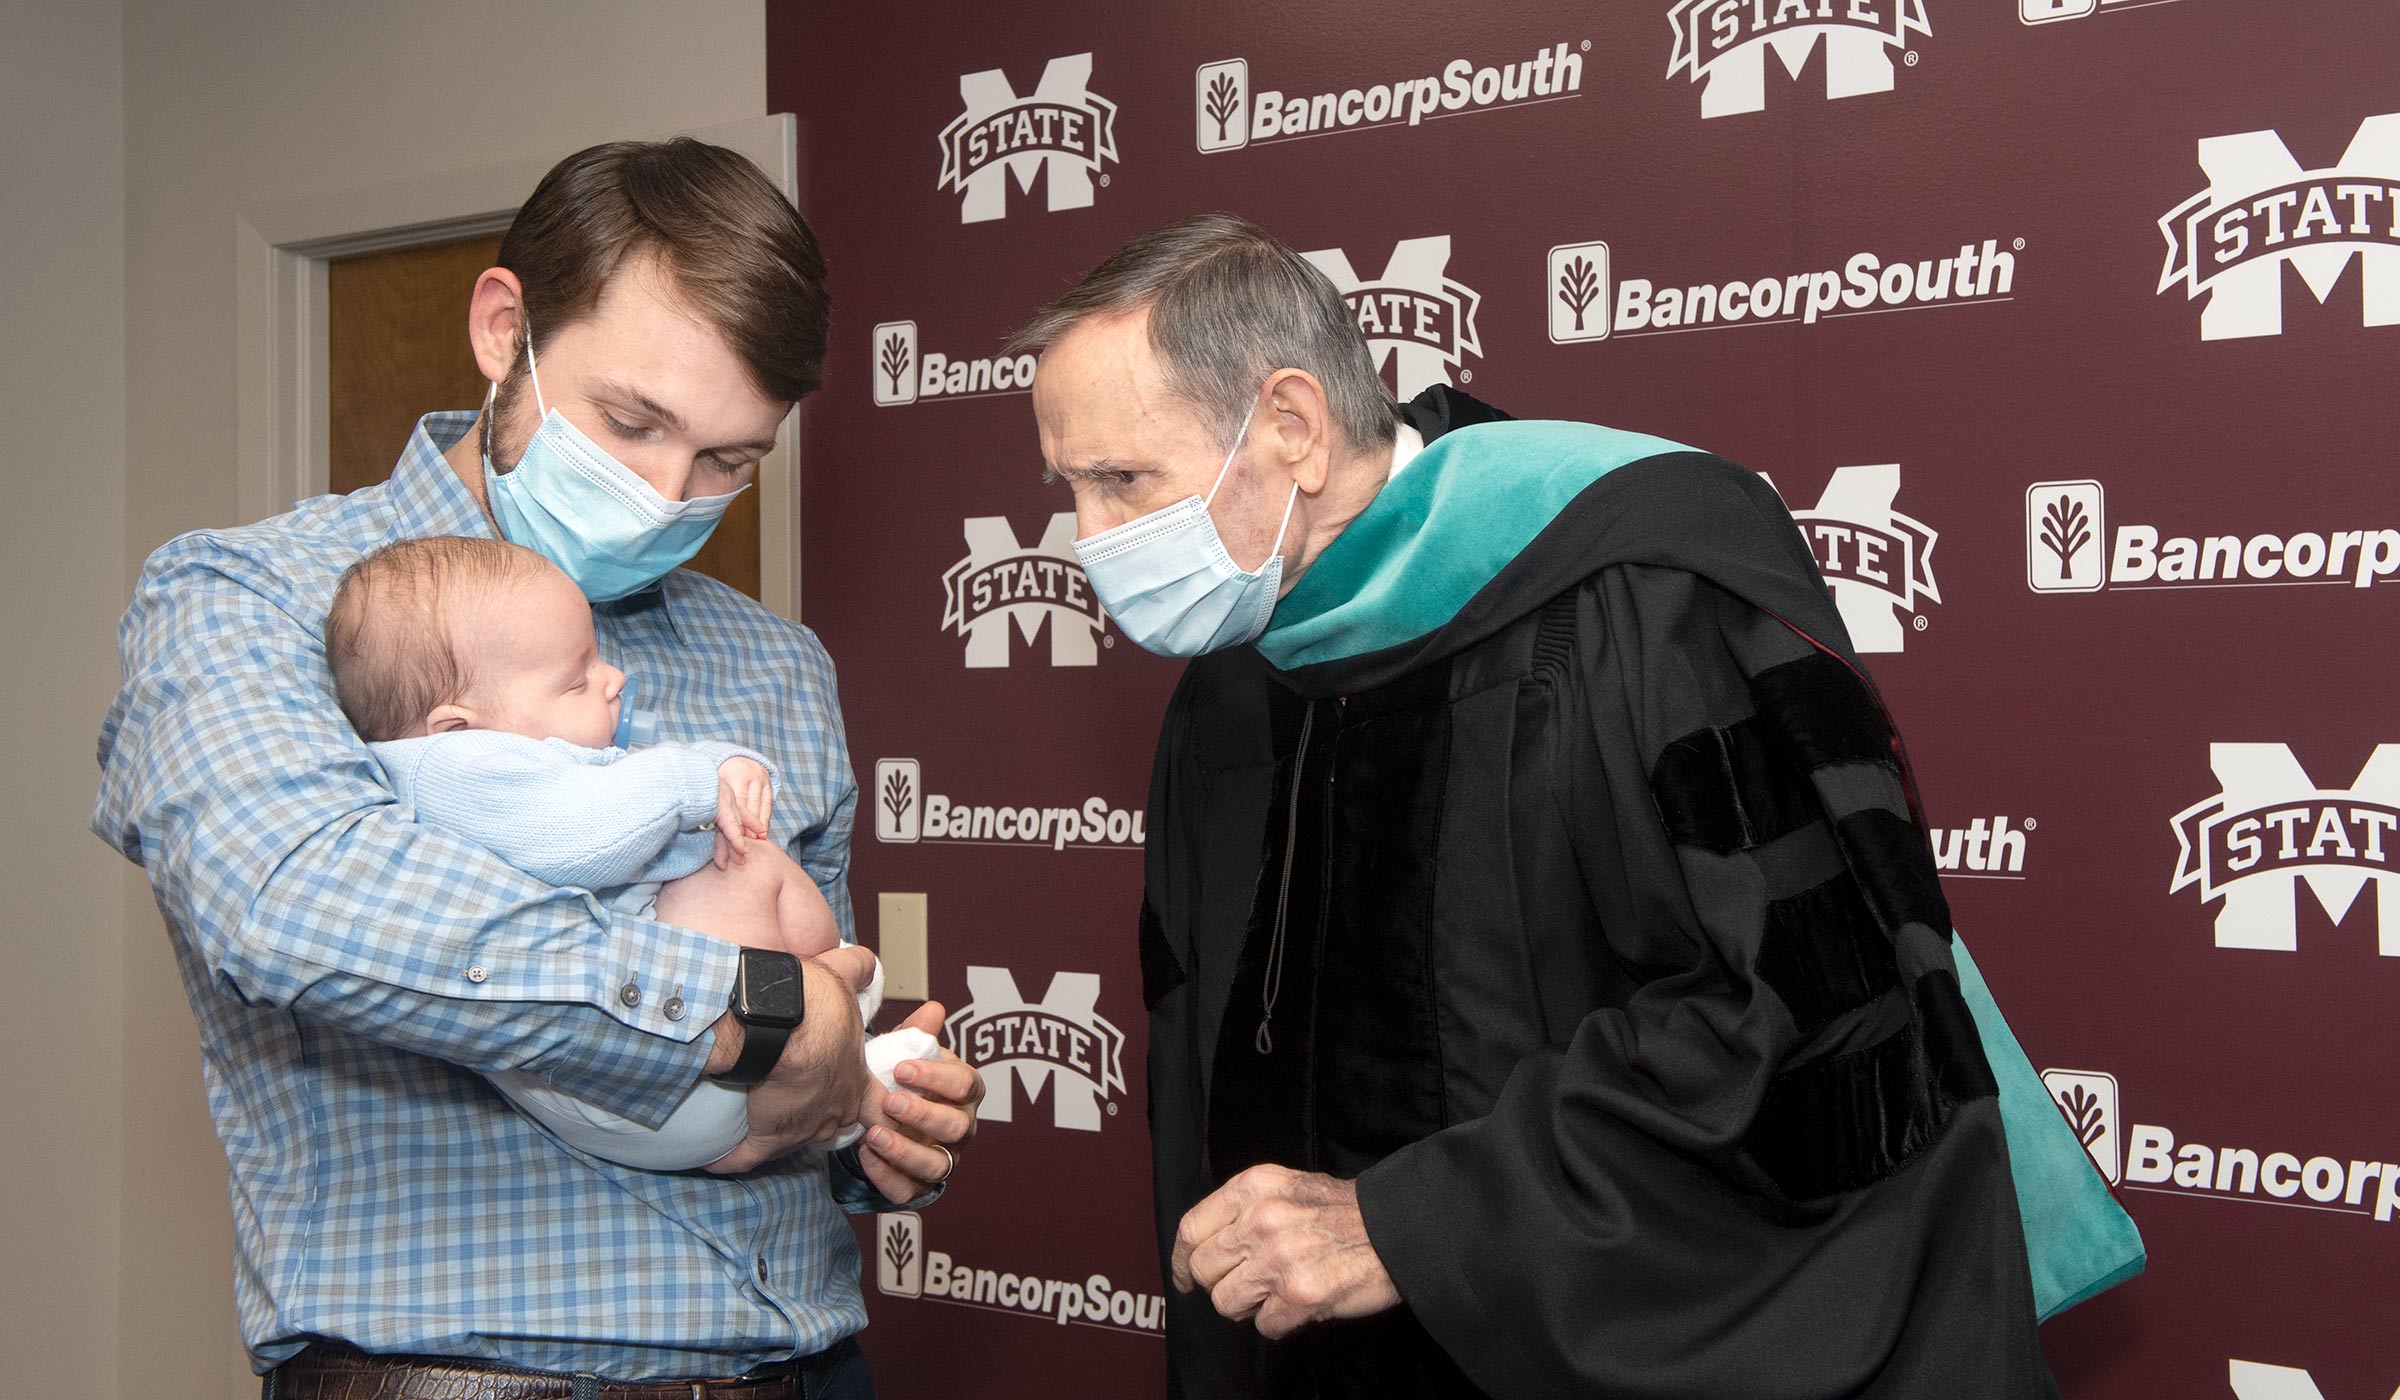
[1769,464,1941,652]
[2159,112,2400,340]
[2229,1361,2400,1400]
[937,52,1119,224]
[948,967,1127,1131]
[1302,236,1484,400]
[2171,744,2400,955]
[941,514,1106,668]
[1667,0,1931,119]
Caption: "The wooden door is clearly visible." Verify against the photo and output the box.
[326,235,762,598]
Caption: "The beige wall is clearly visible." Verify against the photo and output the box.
[0,1,128,1394]
[1,2,764,1393]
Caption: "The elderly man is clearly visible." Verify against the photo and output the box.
[94,140,980,1399]
[1013,213,2061,1398]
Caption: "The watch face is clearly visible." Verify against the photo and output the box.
[739,952,804,1026]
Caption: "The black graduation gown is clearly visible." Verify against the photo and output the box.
[1136,390,2058,1400]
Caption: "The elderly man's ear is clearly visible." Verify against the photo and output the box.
[1261,368,1335,494]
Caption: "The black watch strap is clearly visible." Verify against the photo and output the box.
[712,948,803,1086]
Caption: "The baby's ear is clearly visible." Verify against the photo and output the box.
[426,703,475,734]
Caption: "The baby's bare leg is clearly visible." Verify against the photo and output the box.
[654,843,804,953]
[776,868,843,959]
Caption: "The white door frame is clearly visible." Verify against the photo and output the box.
[232,113,806,620]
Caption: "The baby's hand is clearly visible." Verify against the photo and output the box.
[715,757,775,868]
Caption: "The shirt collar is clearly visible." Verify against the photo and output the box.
[1384,422,1427,481]
[390,411,681,638]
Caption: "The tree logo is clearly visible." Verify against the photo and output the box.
[937,52,1120,225]
[1667,0,1930,119]
[873,759,922,843]
[2158,112,2400,341]
[876,1212,924,1297]
[2171,744,2400,954]
[1302,236,1485,399]
[871,321,919,406]
[2026,481,2105,593]
[1547,241,1612,342]
[2039,1069,2121,1184]
[1195,59,1248,152]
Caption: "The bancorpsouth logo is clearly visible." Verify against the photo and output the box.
[2170,744,2400,955]
[1667,0,1930,119]
[2043,1068,2400,1226]
[949,966,1127,1131]
[870,320,1037,407]
[1302,237,1484,399]
[874,1211,1166,1333]
[2158,112,2400,340]
[1764,465,1940,653]
[1565,234,2018,339]
[872,758,1146,851]
[2026,480,2400,593]
[1193,41,1584,153]
[938,52,1119,224]
[942,514,1107,668]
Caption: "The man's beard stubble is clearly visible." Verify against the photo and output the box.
[482,354,535,475]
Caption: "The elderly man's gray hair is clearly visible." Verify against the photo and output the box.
[1008,213,1399,455]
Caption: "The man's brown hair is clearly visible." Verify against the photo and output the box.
[497,137,831,405]
[325,536,553,743]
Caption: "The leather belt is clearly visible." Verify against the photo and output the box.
[264,1340,848,1399]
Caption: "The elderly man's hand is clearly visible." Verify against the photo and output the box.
[1171,1165,1401,1339]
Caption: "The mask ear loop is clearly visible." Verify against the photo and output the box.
[1203,393,1265,508]
[522,317,550,418]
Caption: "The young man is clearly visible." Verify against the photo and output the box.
[93,139,980,1398]
[1014,214,2062,1398]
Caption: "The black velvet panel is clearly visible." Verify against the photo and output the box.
[1139,897,1186,1012]
[1757,873,1902,1035]
[1746,1022,1940,1200]
[1650,716,1824,855]
[1913,969,2000,1106]
[1836,809,1955,936]
[1747,652,1895,774]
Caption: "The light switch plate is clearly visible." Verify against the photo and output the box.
[877,892,929,1002]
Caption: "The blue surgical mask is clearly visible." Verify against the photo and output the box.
[482,326,749,602]
[1072,394,1300,658]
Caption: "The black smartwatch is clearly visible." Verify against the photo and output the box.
[712,948,804,1085]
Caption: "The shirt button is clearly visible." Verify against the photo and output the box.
[663,995,686,1022]
[756,1255,770,1283]
[466,965,489,984]
[618,980,642,1008]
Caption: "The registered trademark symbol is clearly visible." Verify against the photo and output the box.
[1459,369,1474,384]
[1103,634,1115,648]
[1912,615,1928,631]
[1107,1102,1119,1116]
[2023,818,2038,831]
[1580,39,1592,51]
[1904,50,1919,66]
[1099,174,1111,187]
[2013,237,2027,251]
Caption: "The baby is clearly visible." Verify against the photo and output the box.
[324,534,933,1170]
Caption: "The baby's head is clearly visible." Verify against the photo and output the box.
[327,535,624,747]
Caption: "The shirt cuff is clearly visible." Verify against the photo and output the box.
[504,910,746,1127]
[828,1143,945,1214]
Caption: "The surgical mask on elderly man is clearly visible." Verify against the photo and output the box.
[483,324,748,602]
[1072,393,1300,657]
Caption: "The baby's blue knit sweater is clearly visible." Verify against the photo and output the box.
[370,730,775,891]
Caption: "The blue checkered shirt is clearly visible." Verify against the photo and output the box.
[93,413,883,1380]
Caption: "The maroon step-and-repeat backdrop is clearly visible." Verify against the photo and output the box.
[770,3,2399,1395]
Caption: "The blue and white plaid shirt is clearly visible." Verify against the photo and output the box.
[93,413,883,1380]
